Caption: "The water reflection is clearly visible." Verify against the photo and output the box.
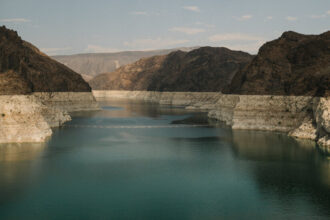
[71,99,201,119]
[0,143,46,205]
[1,100,330,219]
[228,129,330,216]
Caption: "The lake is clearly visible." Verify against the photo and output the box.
[0,99,330,219]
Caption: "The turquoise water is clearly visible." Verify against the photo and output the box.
[0,99,330,219]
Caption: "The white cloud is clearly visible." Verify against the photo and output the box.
[41,47,72,55]
[286,16,298,21]
[183,6,200,12]
[131,11,148,16]
[310,10,330,19]
[235,15,253,21]
[169,27,205,35]
[195,22,215,28]
[0,18,30,23]
[208,33,266,53]
[123,38,190,50]
[310,14,326,19]
[221,41,265,54]
[84,45,121,53]
[209,33,264,42]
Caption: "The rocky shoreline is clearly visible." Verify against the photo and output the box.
[93,90,330,149]
[0,92,99,143]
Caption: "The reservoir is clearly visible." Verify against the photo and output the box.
[0,99,330,219]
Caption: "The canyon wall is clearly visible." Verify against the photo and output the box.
[0,92,99,143]
[94,90,330,148]
[208,95,329,148]
[93,90,221,109]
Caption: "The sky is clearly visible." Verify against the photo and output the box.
[0,0,329,55]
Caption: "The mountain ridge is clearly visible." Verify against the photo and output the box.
[0,26,91,95]
[89,46,254,92]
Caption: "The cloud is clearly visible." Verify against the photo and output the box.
[0,18,30,23]
[286,16,298,21]
[40,47,72,55]
[235,15,253,21]
[208,33,266,53]
[123,38,190,50]
[183,6,200,12]
[310,10,330,19]
[169,27,205,35]
[209,33,264,42]
[195,22,215,28]
[221,41,265,54]
[131,11,148,16]
[310,14,326,19]
[84,45,121,53]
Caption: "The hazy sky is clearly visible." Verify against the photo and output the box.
[0,0,329,55]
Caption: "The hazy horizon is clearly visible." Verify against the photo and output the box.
[1,0,329,55]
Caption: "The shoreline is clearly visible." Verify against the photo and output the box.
[93,90,330,149]
[0,92,99,143]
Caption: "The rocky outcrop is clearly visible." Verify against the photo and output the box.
[33,92,99,112]
[0,26,99,143]
[208,95,330,148]
[0,95,69,143]
[52,47,198,80]
[0,92,99,143]
[0,26,91,95]
[223,31,330,96]
[90,47,253,92]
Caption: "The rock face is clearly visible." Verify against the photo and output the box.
[0,95,70,143]
[208,95,330,149]
[52,47,198,80]
[0,26,91,95]
[0,26,99,143]
[224,31,330,97]
[90,47,253,92]
[93,90,221,109]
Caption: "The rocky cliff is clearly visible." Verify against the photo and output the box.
[0,26,91,95]
[224,31,330,96]
[0,26,99,143]
[213,31,330,148]
[52,47,198,80]
[90,47,253,92]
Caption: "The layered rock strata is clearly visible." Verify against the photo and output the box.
[0,92,99,143]
[93,90,221,109]
[0,26,99,143]
[94,90,329,148]
[208,95,330,148]
[0,95,69,143]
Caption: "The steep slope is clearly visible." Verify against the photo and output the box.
[0,26,91,95]
[0,26,98,143]
[224,31,330,97]
[90,47,253,92]
[52,47,198,80]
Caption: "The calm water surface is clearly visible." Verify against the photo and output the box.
[0,99,330,219]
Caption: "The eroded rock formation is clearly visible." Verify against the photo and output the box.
[90,47,253,92]
[224,31,330,96]
[0,26,99,143]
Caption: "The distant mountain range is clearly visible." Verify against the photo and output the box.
[89,47,253,92]
[52,47,199,81]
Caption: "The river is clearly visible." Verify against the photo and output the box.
[0,99,329,219]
